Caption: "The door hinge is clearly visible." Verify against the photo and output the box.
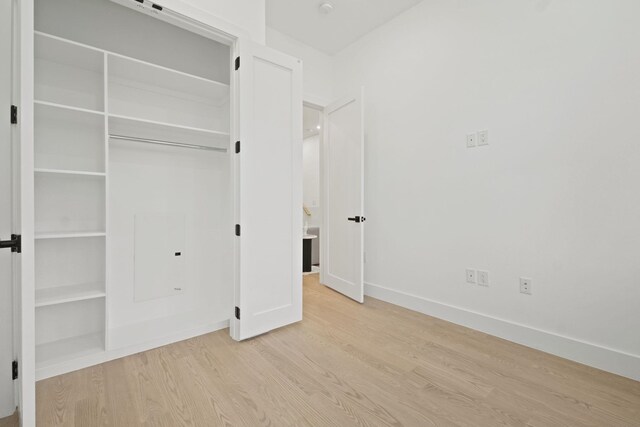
[0,234,21,253]
[12,361,18,380]
[235,306,240,320]
[10,105,17,124]
[235,141,240,153]
[235,56,240,71]
[235,224,241,236]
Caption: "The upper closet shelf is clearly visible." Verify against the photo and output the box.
[35,32,103,73]
[35,31,230,109]
[108,54,229,106]
[35,231,106,240]
[35,33,104,112]
[34,100,104,117]
[35,168,106,177]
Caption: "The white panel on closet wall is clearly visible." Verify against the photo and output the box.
[134,213,186,302]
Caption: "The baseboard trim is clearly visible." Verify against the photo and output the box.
[35,319,230,381]
[364,282,640,381]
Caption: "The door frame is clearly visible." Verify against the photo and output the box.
[302,99,326,282]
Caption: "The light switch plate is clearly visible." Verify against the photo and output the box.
[478,270,489,286]
[466,133,477,148]
[466,269,476,284]
[478,130,489,146]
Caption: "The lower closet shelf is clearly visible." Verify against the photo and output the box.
[36,333,104,369]
[35,283,105,307]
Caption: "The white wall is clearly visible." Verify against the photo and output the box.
[334,0,640,379]
[303,135,321,227]
[165,0,265,43]
[267,27,333,105]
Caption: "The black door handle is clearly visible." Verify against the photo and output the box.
[0,234,21,253]
[347,216,366,223]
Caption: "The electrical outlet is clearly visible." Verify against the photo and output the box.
[478,130,489,146]
[466,133,477,148]
[466,269,476,284]
[520,277,532,295]
[478,270,489,286]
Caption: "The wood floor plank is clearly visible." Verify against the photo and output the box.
[0,412,19,427]
[32,274,640,427]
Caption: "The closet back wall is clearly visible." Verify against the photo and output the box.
[334,0,640,379]
[108,142,231,347]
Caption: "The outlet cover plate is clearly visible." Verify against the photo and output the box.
[466,133,477,148]
[466,269,476,284]
[520,277,532,295]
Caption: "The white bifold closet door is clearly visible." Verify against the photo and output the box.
[233,41,303,340]
[0,0,15,418]
[321,90,365,303]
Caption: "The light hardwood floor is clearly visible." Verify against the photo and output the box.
[14,274,640,426]
[0,412,18,427]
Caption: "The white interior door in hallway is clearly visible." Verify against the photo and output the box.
[321,89,365,303]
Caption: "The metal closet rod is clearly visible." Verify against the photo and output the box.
[109,134,228,153]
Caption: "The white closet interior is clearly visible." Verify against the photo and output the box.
[33,0,233,378]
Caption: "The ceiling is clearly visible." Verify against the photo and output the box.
[303,106,321,139]
[266,0,424,55]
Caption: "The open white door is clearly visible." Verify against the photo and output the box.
[0,0,15,419]
[231,41,303,340]
[321,90,365,303]
[14,0,36,424]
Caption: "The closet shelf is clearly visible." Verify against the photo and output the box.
[35,231,106,240]
[109,114,229,137]
[109,114,230,151]
[36,333,104,369]
[35,168,106,177]
[34,100,104,116]
[35,32,103,72]
[108,53,229,105]
[35,283,106,308]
